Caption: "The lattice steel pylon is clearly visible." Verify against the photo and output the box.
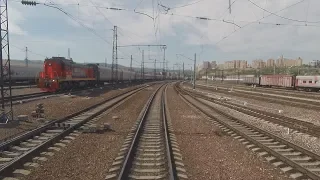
[0,0,13,123]
[111,25,118,84]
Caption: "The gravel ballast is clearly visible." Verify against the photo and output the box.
[166,84,290,180]
[197,96,320,157]
[185,85,320,125]
[0,85,144,141]
[21,85,158,180]
[197,80,320,98]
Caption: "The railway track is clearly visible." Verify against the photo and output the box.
[180,85,320,137]
[4,85,37,90]
[3,92,52,103]
[191,83,320,111]
[176,83,320,180]
[0,85,149,178]
[198,81,320,99]
[3,85,113,104]
[105,84,187,180]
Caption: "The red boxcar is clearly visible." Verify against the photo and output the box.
[260,75,295,88]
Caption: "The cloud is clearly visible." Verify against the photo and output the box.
[163,0,320,57]
[8,6,27,35]
[8,0,320,64]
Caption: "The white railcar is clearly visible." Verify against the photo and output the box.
[10,63,42,82]
[295,76,320,91]
[98,67,112,81]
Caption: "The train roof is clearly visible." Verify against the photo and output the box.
[296,75,320,79]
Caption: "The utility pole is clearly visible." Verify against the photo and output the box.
[237,69,240,84]
[111,25,118,84]
[221,70,224,82]
[105,57,107,67]
[214,69,217,80]
[182,62,184,80]
[68,48,70,59]
[25,47,28,67]
[178,65,181,80]
[162,46,166,80]
[0,0,13,123]
[142,50,144,82]
[130,55,133,71]
[172,65,174,80]
[154,59,156,80]
[205,68,208,86]
[193,53,196,89]
[191,67,193,83]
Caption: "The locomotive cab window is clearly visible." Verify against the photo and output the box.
[303,81,306,83]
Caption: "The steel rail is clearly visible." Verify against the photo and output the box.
[176,84,320,180]
[162,85,177,180]
[193,83,320,110]
[182,85,320,137]
[0,85,146,149]
[116,84,163,180]
[0,85,148,177]
[116,84,176,180]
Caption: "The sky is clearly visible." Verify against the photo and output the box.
[6,0,320,70]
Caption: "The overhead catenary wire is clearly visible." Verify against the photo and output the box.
[41,3,113,46]
[247,0,320,24]
[215,0,307,45]
[305,0,311,25]
[158,0,206,11]
[11,44,47,58]
[87,0,115,26]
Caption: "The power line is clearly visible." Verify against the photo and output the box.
[215,0,307,45]
[11,44,47,58]
[158,0,206,11]
[133,0,154,20]
[247,0,320,24]
[41,3,114,46]
[88,0,115,26]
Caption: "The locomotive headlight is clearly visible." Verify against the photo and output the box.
[52,79,55,82]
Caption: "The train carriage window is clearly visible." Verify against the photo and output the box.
[303,81,306,83]
[309,81,312,83]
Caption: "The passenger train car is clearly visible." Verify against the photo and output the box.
[3,61,42,84]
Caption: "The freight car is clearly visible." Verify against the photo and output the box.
[239,74,320,92]
[260,75,295,88]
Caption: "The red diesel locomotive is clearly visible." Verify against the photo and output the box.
[38,57,98,92]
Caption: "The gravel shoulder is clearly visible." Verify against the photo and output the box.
[185,84,320,125]
[166,84,291,180]
[0,85,143,141]
[21,85,158,180]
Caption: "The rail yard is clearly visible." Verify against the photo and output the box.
[1,1,320,179]
[0,78,319,180]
